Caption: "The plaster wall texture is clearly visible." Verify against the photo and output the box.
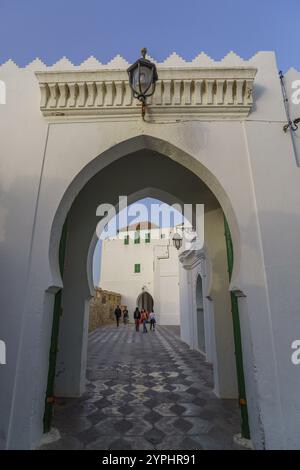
[0,52,299,449]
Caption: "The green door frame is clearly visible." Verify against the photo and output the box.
[224,215,251,439]
[43,219,68,433]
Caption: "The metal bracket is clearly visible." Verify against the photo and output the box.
[283,117,300,133]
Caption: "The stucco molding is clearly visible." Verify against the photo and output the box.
[35,66,257,120]
[179,248,206,273]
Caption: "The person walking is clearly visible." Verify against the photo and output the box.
[140,309,148,334]
[133,307,141,332]
[123,306,129,325]
[149,310,156,331]
[114,305,122,327]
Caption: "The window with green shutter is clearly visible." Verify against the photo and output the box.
[134,231,140,244]
[145,232,150,243]
[124,234,129,245]
[134,263,141,273]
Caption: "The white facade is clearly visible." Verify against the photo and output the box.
[100,224,180,324]
[0,51,300,450]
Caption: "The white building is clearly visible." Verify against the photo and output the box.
[1,51,300,449]
[100,221,180,325]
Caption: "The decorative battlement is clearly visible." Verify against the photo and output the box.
[36,66,256,120]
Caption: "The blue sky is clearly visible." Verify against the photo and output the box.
[0,0,299,71]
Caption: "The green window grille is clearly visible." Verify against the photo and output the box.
[134,263,141,273]
[145,232,151,243]
[124,234,129,245]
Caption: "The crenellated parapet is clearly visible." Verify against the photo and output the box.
[0,51,263,120]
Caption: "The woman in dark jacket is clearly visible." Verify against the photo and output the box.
[133,307,141,332]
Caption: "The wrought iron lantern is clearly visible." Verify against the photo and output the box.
[172,232,183,251]
[127,48,158,118]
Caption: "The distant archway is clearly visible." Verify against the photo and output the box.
[137,291,154,312]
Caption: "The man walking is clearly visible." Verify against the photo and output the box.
[114,305,122,327]
[133,307,141,332]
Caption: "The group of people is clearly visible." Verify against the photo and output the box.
[113,305,129,327]
[133,307,156,333]
[114,305,156,333]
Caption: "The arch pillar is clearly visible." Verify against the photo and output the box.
[179,208,238,399]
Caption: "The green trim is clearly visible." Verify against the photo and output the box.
[43,218,68,433]
[224,216,251,440]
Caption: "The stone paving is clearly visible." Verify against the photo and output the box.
[40,324,244,450]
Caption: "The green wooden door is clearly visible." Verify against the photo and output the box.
[43,219,68,433]
[224,216,250,439]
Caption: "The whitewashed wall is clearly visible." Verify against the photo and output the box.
[0,52,300,450]
[100,227,180,324]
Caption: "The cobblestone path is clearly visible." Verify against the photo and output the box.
[40,324,244,450]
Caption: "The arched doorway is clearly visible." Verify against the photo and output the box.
[46,146,245,440]
[11,134,259,450]
[137,291,154,312]
[196,275,206,354]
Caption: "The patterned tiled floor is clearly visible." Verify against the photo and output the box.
[40,324,244,450]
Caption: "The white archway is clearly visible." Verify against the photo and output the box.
[46,139,247,436]
[3,55,297,450]
[8,134,268,450]
[48,135,242,295]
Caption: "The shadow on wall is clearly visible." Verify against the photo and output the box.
[251,84,267,113]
